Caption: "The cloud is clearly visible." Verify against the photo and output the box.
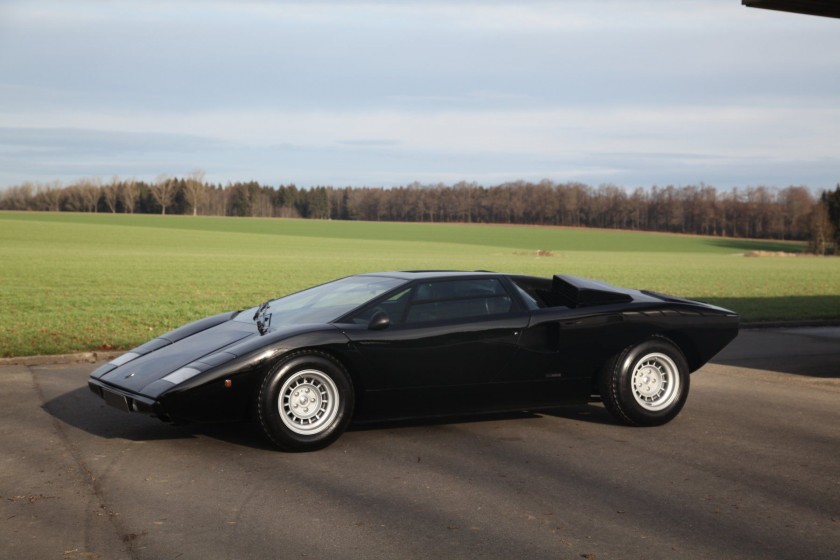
[337,139,401,147]
[2,99,838,188]
[4,100,837,157]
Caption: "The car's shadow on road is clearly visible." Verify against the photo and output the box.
[43,385,615,451]
[42,385,279,451]
[349,403,615,433]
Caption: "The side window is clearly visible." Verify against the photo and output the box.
[405,279,512,324]
[344,288,412,326]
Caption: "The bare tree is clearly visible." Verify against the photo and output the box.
[78,178,101,212]
[780,186,813,240]
[184,169,206,216]
[150,174,175,215]
[204,185,227,216]
[43,181,63,212]
[809,202,833,255]
[102,176,121,213]
[62,185,85,212]
[120,179,137,214]
[28,182,60,211]
[0,183,33,210]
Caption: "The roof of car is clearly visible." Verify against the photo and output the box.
[363,270,504,281]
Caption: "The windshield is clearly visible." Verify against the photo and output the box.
[234,275,407,327]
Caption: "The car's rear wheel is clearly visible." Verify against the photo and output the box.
[257,351,354,451]
[599,337,689,426]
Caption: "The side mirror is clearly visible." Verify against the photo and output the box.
[368,310,390,331]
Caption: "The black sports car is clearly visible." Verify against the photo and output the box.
[89,271,739,451]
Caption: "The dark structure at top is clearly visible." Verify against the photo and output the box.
[743,0,840,19]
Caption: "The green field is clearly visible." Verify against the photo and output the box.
[1,211,838,357]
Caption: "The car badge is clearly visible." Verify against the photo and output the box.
[124,372,136,379]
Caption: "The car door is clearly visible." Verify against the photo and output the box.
[497,306,628,407]
[339,277,530,418]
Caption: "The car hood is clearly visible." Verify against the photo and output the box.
[93,319,257,395]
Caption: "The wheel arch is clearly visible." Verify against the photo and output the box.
[659,330,702,372]
[267,344,366,415]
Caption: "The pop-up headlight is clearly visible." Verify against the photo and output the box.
[109,352,140,367]
[161,367,203,385]
[158,351,237,386]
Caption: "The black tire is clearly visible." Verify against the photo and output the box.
[599,336,690,426]
[257,350,354,451]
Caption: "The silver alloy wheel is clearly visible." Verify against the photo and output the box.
[630,352,681,411]
[278,369,340,435]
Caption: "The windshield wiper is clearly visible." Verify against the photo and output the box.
[253,300,272,335]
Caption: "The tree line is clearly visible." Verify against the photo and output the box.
[2,173,838,253]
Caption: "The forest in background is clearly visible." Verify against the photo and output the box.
[2,174,839,254]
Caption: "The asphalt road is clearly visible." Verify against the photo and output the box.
[2,328,839,560]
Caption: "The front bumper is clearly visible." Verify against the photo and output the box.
[88,379,163,418]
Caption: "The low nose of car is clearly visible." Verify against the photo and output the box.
[99,322,256,394]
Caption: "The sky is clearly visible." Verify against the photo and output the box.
[1,0,839,191]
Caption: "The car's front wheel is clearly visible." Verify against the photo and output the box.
[599,337,690,426]
[257,351,354,451]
